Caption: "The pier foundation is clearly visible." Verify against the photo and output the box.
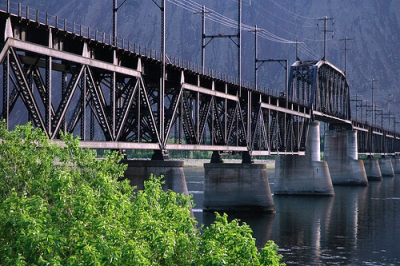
[392,156,400,174]
[122,159,189,195]
[324,129,368,186]
[363,157,382,181]
[379,156,395,177]
[274,121,334,195]
[203,162,275,212]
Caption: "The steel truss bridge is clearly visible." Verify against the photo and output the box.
[1,5,399,160]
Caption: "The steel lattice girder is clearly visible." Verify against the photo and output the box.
[0,39,315,154]
[288,60,351,121]
[2,12,400,155]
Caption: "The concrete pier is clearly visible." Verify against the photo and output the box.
[379,157,395,177]
[392,157,400,174]
[363,157,382,181]
[274,121,334,195]
[324,130,368,186]
[203,163,275,212]
[121,160,189,195]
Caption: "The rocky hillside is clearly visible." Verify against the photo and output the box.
[14,0,400,119]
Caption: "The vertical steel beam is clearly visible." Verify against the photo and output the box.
[160,0,166,146]
[61,72,67,132]
[46,56,52,136]
[247,90,251,149]
[112,71,116,140]
[81,69,86,140]
[137,80,141,143]
[224,83,228,142]
[196,77,200,143]
[2,50,9,128]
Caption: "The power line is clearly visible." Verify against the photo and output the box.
[268,0,319,21]
[168,0,297,44]
[168,0,324,60]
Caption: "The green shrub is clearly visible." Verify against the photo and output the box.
[0,122,284,265]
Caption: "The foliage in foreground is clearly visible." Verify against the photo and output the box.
[0,122,284,265]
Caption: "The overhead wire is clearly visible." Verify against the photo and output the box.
[248,0,317,28]
[167,0,297,44]
[168,0,325,59]
[268,0,319,21]
[241,0,324,58]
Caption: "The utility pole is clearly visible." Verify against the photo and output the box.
[194,6,212,74]
[394,118,400,133]
[317,16,334,61]
[238,0,242,96]
[249,25,263,90]
[250,25,288,95]
[197,0,241,94]
[385,93,395,130]
[194,1,243,161]
[112,0,128,46]
[339,37,353,77]
[375,108,383,129]
[250,23,288,149]
[371,79,377,126]
[350,93,362,121]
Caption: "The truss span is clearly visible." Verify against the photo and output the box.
[1,7,400,157]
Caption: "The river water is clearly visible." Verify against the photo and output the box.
[184,164,400,266]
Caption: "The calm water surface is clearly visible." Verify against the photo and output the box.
[184,166,400,266]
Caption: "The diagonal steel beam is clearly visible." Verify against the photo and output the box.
[52,65,85,138]
[9,47,47,136]
[31,67,55,117]
[163,85,183,145]
[198,96,212,144]
[85,67,113,140]
[180,91,197,144]
[138,77,161,145]
[115,79,139,140]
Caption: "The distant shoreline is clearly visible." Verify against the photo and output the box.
[181,159,275,168]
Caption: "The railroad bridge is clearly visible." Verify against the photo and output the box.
[1,3,398,212]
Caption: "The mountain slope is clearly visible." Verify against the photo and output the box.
[14,0,400,117]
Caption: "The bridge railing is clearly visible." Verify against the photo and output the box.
[1,1,284,98]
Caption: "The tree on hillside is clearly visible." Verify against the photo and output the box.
[0,122,284,265]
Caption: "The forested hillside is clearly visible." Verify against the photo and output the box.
[15,0,400,120]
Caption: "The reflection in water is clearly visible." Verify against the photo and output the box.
[272,195,335,264]
[184,165,400,265]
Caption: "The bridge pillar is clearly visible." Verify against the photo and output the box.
[203,162,275,213]
[151,149,169,160]
[210,151,223,163]
[324,129,368,186]
[392,156,400,174]
[274,121,334,195]
[379,156,395,177]
[363,156,382,181]
[121,159,189,195]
